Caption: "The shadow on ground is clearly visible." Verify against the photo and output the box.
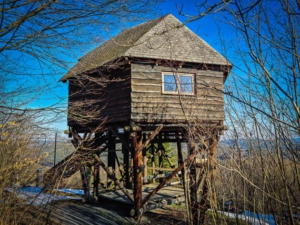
[49,200,187,225]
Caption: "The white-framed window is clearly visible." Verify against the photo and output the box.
[162,72,195,95]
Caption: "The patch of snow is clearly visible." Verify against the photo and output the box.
[5,186,81,206]
[55,188,85,196]
[219,210,276,225]
[245,211,276,225]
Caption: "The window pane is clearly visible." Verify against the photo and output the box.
[180,76,193,93]
[164,75,177,92]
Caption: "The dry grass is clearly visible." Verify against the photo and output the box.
[0,119,53,225]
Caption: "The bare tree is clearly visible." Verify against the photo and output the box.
[178,0,300,224]
[0,1,162,224]
[0,0,162,118]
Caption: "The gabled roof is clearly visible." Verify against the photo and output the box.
[61,14,231,81]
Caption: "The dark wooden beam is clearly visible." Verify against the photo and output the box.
[80,166,91,202]
[107,131,116,170]
[136,126,163,154]
[176,130,185,189]
[93,163,100,201]
[132,131,143,220]
[198,137,218,225]
[158,132,163,183]
[122,133,131,189]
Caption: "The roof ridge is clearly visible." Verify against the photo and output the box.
[61,14,231,82]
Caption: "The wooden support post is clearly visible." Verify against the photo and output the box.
[132,131,143,220]
[151,143,155,183]
[189,134,199,225]
[123,134,131,189]
[142,133,148,184]
[143,156,148,184]
[198,137,218,225]
[158,132,163,183]
[190,163,200,225]
[107,131,116,170]
[176,130,185,187]
[93,163,100,201]
[36,168,43,187]
[111,129,132,189]
[80,166,91,202]
[189,135,218,225]
[142,133,147,156]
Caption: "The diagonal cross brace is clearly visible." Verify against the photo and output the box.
[93,154,134,203]
[140,145,204,208]
[136,126,163,155]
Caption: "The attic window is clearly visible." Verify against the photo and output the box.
[162,72,194,95]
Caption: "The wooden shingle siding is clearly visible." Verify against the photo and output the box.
[61,14,231,82]
[130,63,224,123]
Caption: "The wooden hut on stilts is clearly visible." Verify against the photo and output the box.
[44,14,231,224]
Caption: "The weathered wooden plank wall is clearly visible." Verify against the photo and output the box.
[130,63,224,123]
[67,66,131,127]
[95,67,131,122]
[68,62,225,127]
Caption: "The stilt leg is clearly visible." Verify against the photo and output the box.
[93,163,99,201]
[189,135,218,225]
[176,130,185,188]
[80,166,91,202]
[198,137,218,224]
[158,133,164,183]
[132,131,143,221]
[123,134,131,188]
[107,131,116,171]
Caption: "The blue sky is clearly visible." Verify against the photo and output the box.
[4,1,297,138]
